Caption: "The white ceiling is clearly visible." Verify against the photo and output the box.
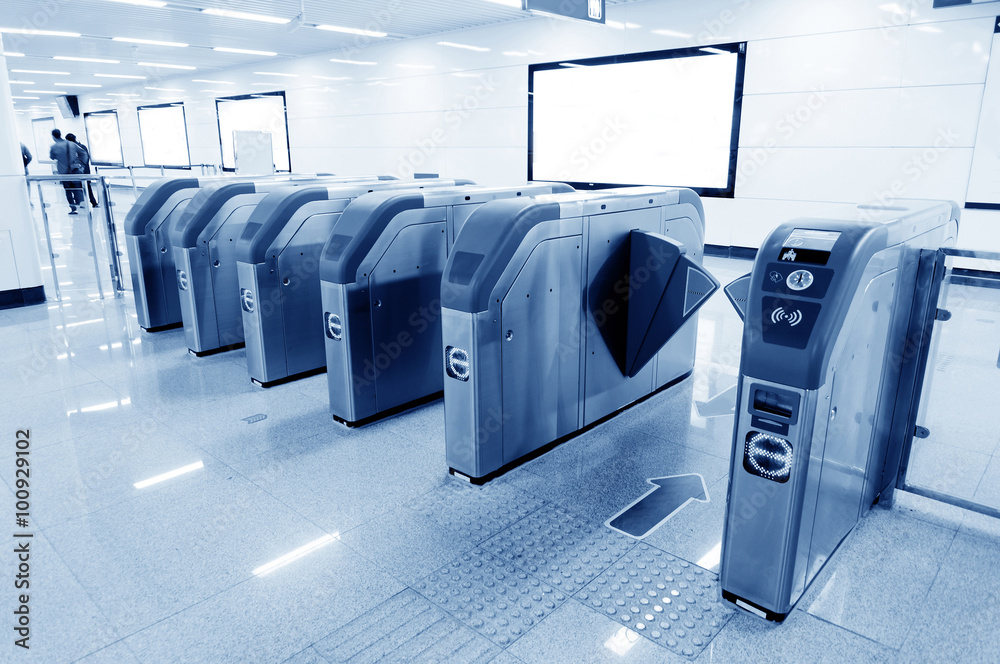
[4,0,638,109]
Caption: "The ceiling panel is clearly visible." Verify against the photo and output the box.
[4,0,639,108]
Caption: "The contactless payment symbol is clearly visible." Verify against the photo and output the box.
[771,307,803,327]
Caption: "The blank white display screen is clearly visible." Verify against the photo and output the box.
[31,117,56,164]
[138,105,190,168]
[83,111,124,166]
[531,51,741,191]
[216,94,290,171]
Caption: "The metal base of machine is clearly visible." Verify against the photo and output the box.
[332,391,444,428]
[721,590,787,622]
[189,342,246,358]
[141,322,184,333]
[449,370,693,485]
[251,365,327,388]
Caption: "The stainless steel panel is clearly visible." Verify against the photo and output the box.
[501,236,584,464]
[806,269,896,581]
[720,377,815,615]
[277,212,344,378]
[369,221,449,412]
[239,262,285,383]
[174,247,217,353]
[583,208,660,425]
[323,281,361,421]
[443,308,505,478]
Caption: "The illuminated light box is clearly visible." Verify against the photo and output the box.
[529,43,746,196]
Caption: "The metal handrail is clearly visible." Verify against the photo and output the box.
[27,175,125,301]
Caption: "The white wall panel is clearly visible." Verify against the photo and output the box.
[744,28,906,94]
[901,17,994,86]
[727,198,869,249]
[740,89,901,148]
[736,146,974,204]
[894,84,984,147]
[955,208,1000,252]
[701,197,734,247]
[0,229,18,292]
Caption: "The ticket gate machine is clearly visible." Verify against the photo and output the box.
[320,183,574,426]
[125,174,329,331]
[171,176,391,355]
[441,187,720,482]
[719,200,959,621]
[237,179,473,387]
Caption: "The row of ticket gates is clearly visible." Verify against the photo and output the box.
[124,173,961,624]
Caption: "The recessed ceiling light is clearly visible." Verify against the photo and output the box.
[437,41,490,52]
[315,24,387,37]
[59,83,103,88]
[12,69,70,75]
[8,80,34,85]
[0,27,80,37]
[253,71,298,77]
[11,96,39,100]
[108,92,142,97]
[192,79,234,84]
[202,8,290,24]
[54,56,121,64]
[113,37,188,48]
[213,46,277,56]
[24,89,68,94]
[145,86,183,91]
[329,58,377,65]
[138,62,197,70]
[94,73,148,79]
[3,51,25,57]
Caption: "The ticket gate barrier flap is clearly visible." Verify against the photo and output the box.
[720,201,959,621]
[320,183,574,426]
[238,179,474,387]
[441,187,716,482]
[172,176,392,355]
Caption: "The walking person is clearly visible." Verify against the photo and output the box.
[66,133,99,208]
[49,128,85,215]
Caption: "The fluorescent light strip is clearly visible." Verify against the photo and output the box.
[437,41,490,52]
[254,71,298,77]
[329,58,376,65]
[54,56,120,64]
[483,0,522,7]
[113,37,188,48]
[315,24,387,37]
[60,83,103,88]
[24,89,68,94]
[145,86,183,91]
[108,92,141,97]
[252,534,337,576]
[80,398,130,413]
[202,8,290,24]
[8,80,35,84]
[11,96,39,100]
[192,79,233,84]
[214,46,277,56]
[0,27,80,37]
[133,461,204,489]
[138,62,196,70]
[95,73,147,79]
[3,51,26,57]
[104,0,167,7]
[12,69,70,75]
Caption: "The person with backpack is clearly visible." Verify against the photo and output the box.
[49,129,85,214]
[66,133,99,208]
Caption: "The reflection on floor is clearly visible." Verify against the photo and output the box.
[1,199,998,663]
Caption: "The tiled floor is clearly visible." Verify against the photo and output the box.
[1,190,999,662]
